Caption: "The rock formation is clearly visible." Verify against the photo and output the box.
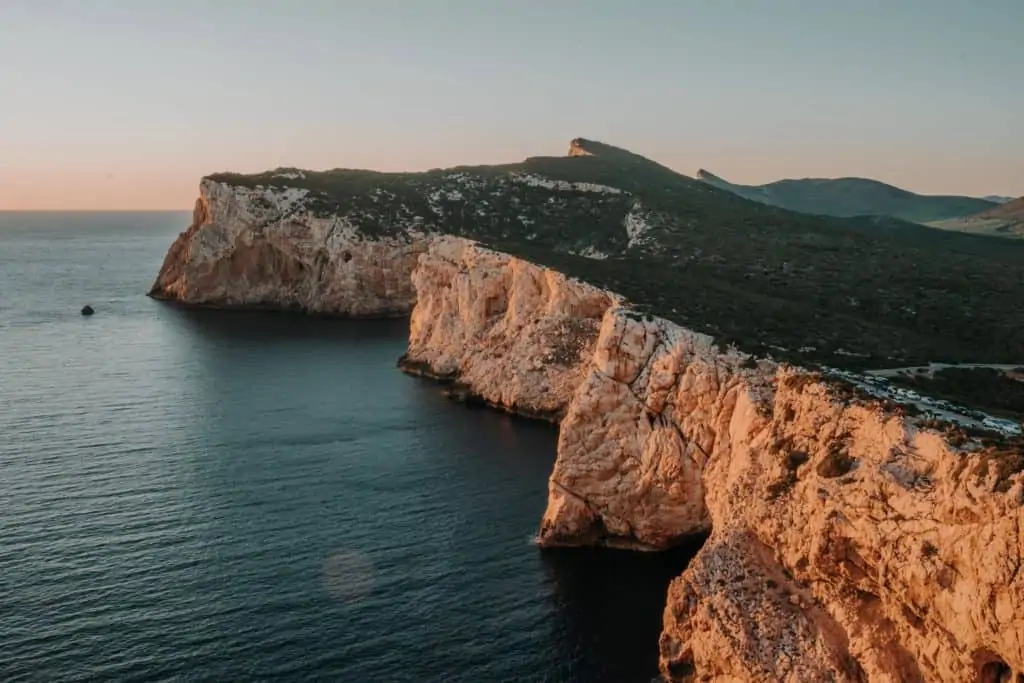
[400,237,617,421]
[150,140,1024,681]
[568,137,595,157]
[396,238,1024,682]
[655,366,1024,682]
[149,179,430,316]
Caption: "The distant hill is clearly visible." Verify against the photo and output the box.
[695,169,998,224]
[928,197,1024,238]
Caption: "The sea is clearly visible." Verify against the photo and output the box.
[0,212,699,683]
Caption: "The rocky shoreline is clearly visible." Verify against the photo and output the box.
[151,176,1024,682]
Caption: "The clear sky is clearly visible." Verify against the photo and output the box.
[1,0,1021,210]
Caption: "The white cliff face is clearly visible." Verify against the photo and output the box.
[657,368,1024,682]
[149,168,650,314]
[402,237,618,420]
[540,311,773,550]
[398,248,1024,681]
[149,179,433,316]
[539,309,1023,681]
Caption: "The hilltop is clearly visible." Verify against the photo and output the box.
[696,168,998,224]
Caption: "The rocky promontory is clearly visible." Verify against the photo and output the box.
[149,178,430,316]
[151,140,1024,682]
[400,236,617,421]
[400,237,1023,681]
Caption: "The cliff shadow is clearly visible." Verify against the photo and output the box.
[158,304,411,345]
[538,536,706,683]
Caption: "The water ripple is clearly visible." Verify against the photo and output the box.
[0,214,695,683]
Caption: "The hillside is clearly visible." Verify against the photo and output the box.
[196,138,1024,376]
[696,168,998,224]
[928,196,1024,238]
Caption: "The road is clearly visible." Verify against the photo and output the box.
[865,363,1024,378]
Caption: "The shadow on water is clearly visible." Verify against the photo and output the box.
[162,304,412,344]
[539,536,707,683]
[153,301,704,683]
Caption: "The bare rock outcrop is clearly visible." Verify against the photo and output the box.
[149,179,430,316]
[148,168,1024,681]
[539,312,768,549]
[568,137,596,157]
[400,249,1024,680]
[655,367,1024,682]
[400,237,617,421]
[537,306,1023,681]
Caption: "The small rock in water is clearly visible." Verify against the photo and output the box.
[80,305,95,316]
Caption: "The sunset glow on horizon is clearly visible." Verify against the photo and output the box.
[2,0,1022,210]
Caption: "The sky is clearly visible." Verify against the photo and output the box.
[1,0,1021,210]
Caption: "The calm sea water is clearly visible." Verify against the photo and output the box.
[0,212,698,683]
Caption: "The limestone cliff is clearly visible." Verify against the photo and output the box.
[398,238,1023,682]
[540,312,770,551]
[400,237,617,421]
[150,140,1024,681]
[149,178,430,316]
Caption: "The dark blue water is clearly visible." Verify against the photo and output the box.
[0,212,697,682]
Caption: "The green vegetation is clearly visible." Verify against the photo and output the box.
[696,169,999,224]
[490,234,1024,372]
[210,139,1024,381]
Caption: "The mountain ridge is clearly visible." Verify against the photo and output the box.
[697,167,1000,224]
[155,138,1024,375]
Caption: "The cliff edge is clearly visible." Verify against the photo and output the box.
[149,140,1024,681]
[149,178,430,316]
[402,237,1024,682]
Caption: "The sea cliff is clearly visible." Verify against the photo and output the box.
[152,165,1024,682]
[401,238,1023,682]
[400,237,617,421]
[149,178,429,316]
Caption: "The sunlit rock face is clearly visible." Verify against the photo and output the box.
[149,179,430,316]
[400,236,617,421]
[152,163,1024,682]
[149,150,658,314]
[398,243,1024,682]
[654,364,1024,682]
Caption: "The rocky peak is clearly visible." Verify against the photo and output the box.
[567,137,596,157]
[695,168,724,182]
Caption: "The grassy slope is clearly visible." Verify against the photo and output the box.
[207,140,1024,375]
